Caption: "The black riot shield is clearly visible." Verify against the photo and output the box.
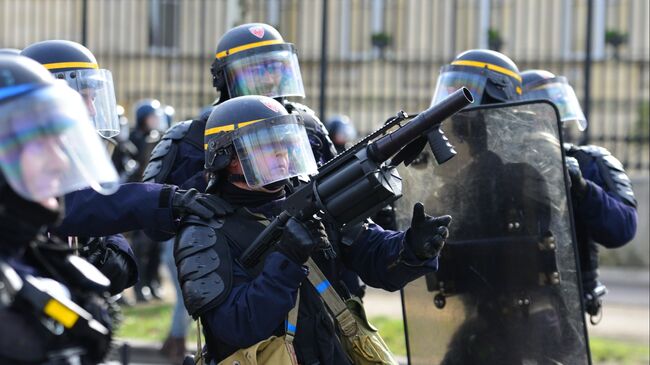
[397,101,591,365]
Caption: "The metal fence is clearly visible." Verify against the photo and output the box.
[1,0,648,172]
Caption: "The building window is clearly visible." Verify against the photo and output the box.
[149,0,180,52]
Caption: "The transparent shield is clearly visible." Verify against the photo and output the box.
[233,118,317,187]
[224,49,305,99]
[523,77,587,131]
[65,68,120,138]
[0,84,119,201]
[431,70,487,106]
[396,101,590,365]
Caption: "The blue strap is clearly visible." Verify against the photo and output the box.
[315,279,331,294]
[285,320,297,333]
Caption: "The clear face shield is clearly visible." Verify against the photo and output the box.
[58,68,120,138]
[431,69,488,106]
[231,115,317,188]
[0,83,119,203]
[523,76,587,131]
[224,48,306,99]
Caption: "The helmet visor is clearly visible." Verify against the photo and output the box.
[63,68,120,138]
[0,83,119,202]
[232,116,317,188]
[524,77,587,131]
[224,49,305,99]
[431,70,487,106]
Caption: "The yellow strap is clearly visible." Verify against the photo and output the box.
[42,61,99,70]
[451,59,522,82]
[216,39,284,59]
[44,299,79,328]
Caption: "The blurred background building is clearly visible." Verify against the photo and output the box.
[1,0,648,266]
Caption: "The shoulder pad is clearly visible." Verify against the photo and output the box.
[142,121,196,183]
[576,144,610,158]
[576,145,637,207]
[142,160,162,183]
[149,138,173,160]
[175,223,232,318]
[286,101,316,116]
[163,120,193,141]
[599,153,637,207]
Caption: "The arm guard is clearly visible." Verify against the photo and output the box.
[565,144,637,208]
[175,216,232,318]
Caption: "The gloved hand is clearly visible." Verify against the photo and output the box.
[566,157,588,200]
[84,239,134,295]
[172,188,231,220]
[276,217,329,264]
[405,202,452,260]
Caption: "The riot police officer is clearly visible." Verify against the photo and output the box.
[325,115,358,153]
[412,50,584,364]
[0,54,115,364]
[140,25,365,333]
[175,95,452,365]
[21,40,223,294]
[143,23,337,191]
[521,69,638,321]
[131,99,165,180]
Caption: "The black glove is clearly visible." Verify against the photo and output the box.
[566,157,588,200]
[172,188,232,220]
[405,202,452,260]
[84,240,134,295]
[276,217,329,264]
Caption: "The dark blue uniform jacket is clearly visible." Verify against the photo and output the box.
[573,160,637,248]
[201,217,436,364]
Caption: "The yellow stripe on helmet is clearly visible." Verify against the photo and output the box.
[451,60,522,83]
[42,61,99,70]
[216,40,284,59]
[204,119,265,149]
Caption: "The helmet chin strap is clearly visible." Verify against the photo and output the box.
[227,174,287,193]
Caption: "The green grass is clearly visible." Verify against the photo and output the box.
[590,337,650,365]
[117,303,649,364]
[116,302,174,341]
[371,316,407,356]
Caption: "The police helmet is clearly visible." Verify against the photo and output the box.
[0,55,118,207]
[432,49,522,106]
[163,104,175,129]
[204,95,317,190]
[21,40,120,138]
[0,48,21,55]
[521,69,587,131]
[210,23,305,100]
[325,115,357,147]
[133,99,165,132]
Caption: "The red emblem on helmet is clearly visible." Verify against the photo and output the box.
[261,99,282,113]
[249,26,265,39]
